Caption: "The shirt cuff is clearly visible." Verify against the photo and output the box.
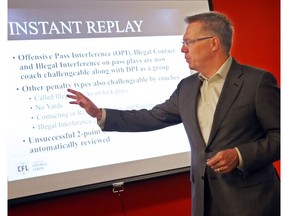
[234,147,244,170]
[97,108,106,130]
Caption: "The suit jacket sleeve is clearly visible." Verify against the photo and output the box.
[103,82,185,132]
[237,71,280,173]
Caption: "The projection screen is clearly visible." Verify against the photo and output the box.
[7,0,210,202]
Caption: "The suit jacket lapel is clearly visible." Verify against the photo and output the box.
[207,59,244,146]
[188,76,207,146]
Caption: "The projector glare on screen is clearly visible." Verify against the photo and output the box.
[7,0,210,200]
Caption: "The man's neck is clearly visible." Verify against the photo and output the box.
[200,54,230,78]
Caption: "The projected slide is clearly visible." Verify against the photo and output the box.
[7,0,210,199]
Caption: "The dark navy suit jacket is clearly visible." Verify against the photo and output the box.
[103,59,280,216]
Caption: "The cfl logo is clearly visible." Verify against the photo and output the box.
[17,164,29,173]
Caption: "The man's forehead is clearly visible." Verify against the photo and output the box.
[184,23,203,37]
[187,21,204,30]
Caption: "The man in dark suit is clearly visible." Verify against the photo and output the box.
[67,11,280,216]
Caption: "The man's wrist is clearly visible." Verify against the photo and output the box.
[96,108,102,119]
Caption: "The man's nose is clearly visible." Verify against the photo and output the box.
[181,45,188,53]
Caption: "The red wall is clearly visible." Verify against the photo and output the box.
[8,0,280,215]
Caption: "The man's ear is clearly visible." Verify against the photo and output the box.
[211,37,220,52]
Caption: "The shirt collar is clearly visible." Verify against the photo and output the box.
[198,56,233,81]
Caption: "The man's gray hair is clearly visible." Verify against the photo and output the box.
[185,11,234,54]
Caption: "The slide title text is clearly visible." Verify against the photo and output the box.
[8,20,144,36]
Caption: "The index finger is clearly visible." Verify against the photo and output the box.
[67,88,79,95]
[206,153,221,166]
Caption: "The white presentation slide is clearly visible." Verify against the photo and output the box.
[6,0,210,200]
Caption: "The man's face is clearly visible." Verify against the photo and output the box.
[181,22,214,73]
